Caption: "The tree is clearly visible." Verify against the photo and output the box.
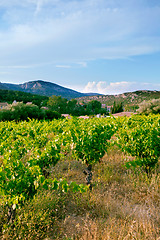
[111,101,123,114]
[86,100,101,114]
[48,95,67,113]
[67,99,77,113]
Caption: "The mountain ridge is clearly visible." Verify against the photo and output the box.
[0,80,101,99]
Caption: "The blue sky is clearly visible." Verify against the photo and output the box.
[0,0,160,94]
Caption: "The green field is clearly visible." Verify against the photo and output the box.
[0,115,160,239]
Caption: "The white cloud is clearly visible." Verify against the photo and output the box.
[83,81,97,93]
[0,72,9,75]
[77,62,87,68]
[83,81,160,95]
[55,62,87,68]
[0,63,46,69]
[56,65,71,68]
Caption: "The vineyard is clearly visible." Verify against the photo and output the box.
[0,114,160,239]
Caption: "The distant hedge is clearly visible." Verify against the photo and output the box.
[0,103,61,121]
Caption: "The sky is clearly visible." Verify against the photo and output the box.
[0,0,160,95]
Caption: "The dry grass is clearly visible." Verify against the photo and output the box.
[1,146,160,239]
[52,147,160,240]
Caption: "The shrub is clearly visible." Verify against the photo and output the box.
[137,98,160,115]
[0,103,61,121]
[44,110,61,119]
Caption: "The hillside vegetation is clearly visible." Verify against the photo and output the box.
[0,89,48,106]
[77,90,160,111]
[1,87,160,115]
[138,98,160,115]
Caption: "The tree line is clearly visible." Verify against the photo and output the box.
[0,103,61,121]
[0,89,48,107]
[47,95,109,116]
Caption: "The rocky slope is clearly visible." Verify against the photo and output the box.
[0,80,100,100]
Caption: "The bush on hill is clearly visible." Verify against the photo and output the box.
[137,98,160,115]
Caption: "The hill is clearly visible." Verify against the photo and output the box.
[76,90,160,111]
[0,80,100,100]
